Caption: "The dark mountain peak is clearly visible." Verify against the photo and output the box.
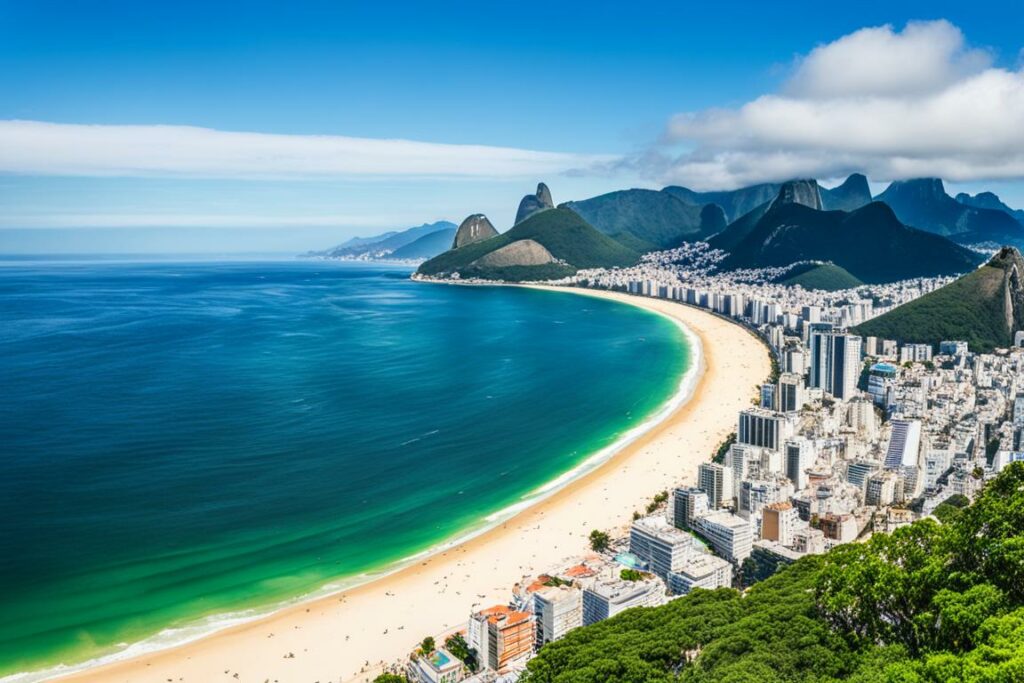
[770,179,823,211]
[821,174,872,212]
[699,203,727,234]
[957,190,1002,207]
[849,200,901,224]
[515,182,556,225]
[452,214,498,249]
[878,179,1022,244]
[887,177,947,200]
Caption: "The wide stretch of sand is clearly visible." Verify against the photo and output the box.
[56,286,770,683]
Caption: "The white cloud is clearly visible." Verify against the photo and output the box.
[656,20,1024,190]
[0,120,613,179]
[786,20,990,98]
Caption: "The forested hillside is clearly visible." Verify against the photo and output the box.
[521,463,1024,683]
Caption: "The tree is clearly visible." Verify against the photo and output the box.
[620,568,646,582]
[589,529,611,552]
[420,636,435,655]
[372,675,406,683]
[445,632,478,672]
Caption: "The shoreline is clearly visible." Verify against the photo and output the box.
[40,286,770,683]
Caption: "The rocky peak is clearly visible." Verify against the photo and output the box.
[889,178,947,200]
[515,182,556,225]
[770,179,823,211]
[821,173,872,212]
[452,214,498,249]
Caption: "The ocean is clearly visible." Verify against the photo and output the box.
[0,259,689,678]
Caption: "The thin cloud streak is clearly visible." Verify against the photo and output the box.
[0,121,616,180]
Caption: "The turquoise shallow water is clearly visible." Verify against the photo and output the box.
[0,260,688,677]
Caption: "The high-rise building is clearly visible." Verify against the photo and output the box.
[697,462,734,509]
[899,343,933,363]
[784,439,811,490]
[810,331,862,400]
[581,577,662,626]
[760,383,777,410]
[846,460,881,490]
[784,348,806,376]
[865,471,899,506]
[629,516,698,579]
[737,408,790,451]
[666,553,732,596]
[467,605,534,671]
[670,486,708,531]
[725,443,754,487]
[693,511,753,563]
[532,585,581,650]
[761,502,799,546]
[867,362,897,407]
[777,373,805,413]
[884,419,922,470]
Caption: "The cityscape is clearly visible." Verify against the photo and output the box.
[397,247,1024,682]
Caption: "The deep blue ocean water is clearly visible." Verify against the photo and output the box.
[0,260,688,677]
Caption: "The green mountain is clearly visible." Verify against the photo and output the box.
[664,182,781,223]
[956,191,1024,225]
[709,185,983,283]
[772,262,864,291]
[417,208,639,280]
[876,178,1023,245]
[853,247,1024,353]
[563,189,724,250]
[307,220,456,258]
[521,463,1024,683]
[388,228,457,260]
[820,173,872,212]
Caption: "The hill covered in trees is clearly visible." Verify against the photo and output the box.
[563,189,725,251]
[417,208,639,280]
[772,263,863,291]
[521,463,1024,683]
[853,247,1024,353]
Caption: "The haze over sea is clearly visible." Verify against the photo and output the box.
[0,260,688,678]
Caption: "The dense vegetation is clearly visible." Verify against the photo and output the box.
[521,463,1024,683]
[417,208,639,277]
[772,263,864,291]
[563,189,723,250]
[853,248,1024,353]
[711,202,983,283]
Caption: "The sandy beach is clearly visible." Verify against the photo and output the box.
[54,286,770,683]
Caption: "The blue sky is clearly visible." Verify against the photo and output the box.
[1,1,1023,253]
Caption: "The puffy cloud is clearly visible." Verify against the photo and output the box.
[786,20,990,98]
[657,21,1024,190]
[0,120,612,179]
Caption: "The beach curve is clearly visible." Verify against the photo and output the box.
[44,285,771,683]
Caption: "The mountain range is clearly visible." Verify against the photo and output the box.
[708,180,984,283]
[877,178,1023,245]
[306,220,457,261]
[313,173,1024,287]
